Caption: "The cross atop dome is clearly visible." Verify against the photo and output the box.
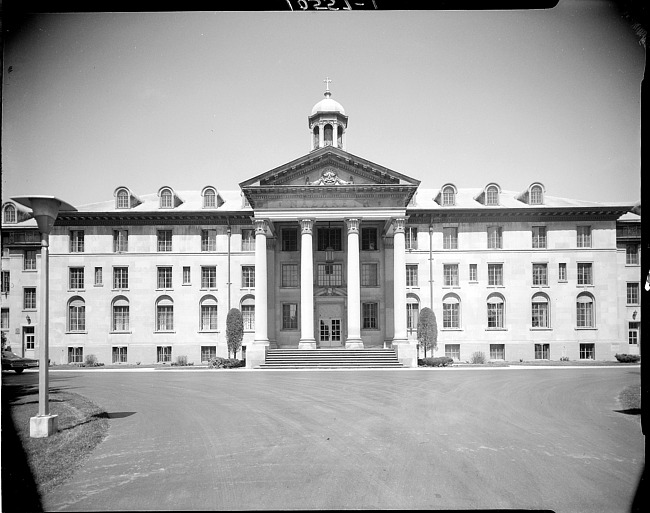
[323,77,332,97]
[309,79,348,152]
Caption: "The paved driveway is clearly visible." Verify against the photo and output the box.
[17,367,645,511]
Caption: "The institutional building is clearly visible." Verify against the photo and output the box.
[1,86,641,368]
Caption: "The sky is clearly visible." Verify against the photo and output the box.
[1,1,645,208]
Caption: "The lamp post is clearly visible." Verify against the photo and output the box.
[12,196,76,438]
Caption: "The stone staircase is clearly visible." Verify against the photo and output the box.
[259,348,403,369]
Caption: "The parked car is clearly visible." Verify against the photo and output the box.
[1,351,39,373]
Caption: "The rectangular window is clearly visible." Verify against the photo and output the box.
[406,265,419,287]
[113,267,129,289]
[69,267,85,290]
[1,271,10,294]
[242,266,255,288]
[241,229,255,251]
[361,263,378,287]
[487,226,502,249]
[443,264,459,287]
[532,264,548,286]
[282,229,298,251]
[628,322,640,345]
[626,244,640,265]
[183,266,191,285]
[577,263,593,285]
[24,288,36,310]
[576,301,594,328]
[318,228,342,251]
[362,302,378,329]
[201,346,216,362]
[627,283,640,305]
[157,267,173,289]
[94,267,103,286]
[24,250,37,271]
[112,347,128,363]
[201,305,218,331]
[157,346,172,363]
[24,327,35,349]
[68,301,85,332]
[113,305,129,331]
[443,302,459,328]
[558,263,567,282]
[113,230,128,252]
[70,230,85,253]
[490,344,505,360]
[532,226,547,249]
[405,227,418,250]
[534,344,550,360]
[445,344,460,361]
[281,264,299,288]
[156,306,174,331]
[469,264,477,282]
[579,343,595,360]
[443,227,458,250]
[201,266,217,289]
[406,303,419,332]
[282,304,298,330]
[201,229,217,252]
[577,226,591,248]
[68,347,83,364]
[157,230,172,252]
[242,305,255,330]
[317,264,342,287]
[1,308,9,329]
[488,264,503,286]
[531,302,549,328]
[361,228,378,251]
[487,302,504,328]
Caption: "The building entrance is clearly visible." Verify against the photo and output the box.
[317,302,344,348]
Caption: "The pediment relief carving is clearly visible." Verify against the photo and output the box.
[307,168,353,186]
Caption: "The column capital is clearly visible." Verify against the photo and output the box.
[392,217,407,234]
[253,219,267,235]
[300,219,314,234]
[345,218,360,234]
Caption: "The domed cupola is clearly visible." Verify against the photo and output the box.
[308,78,348,151]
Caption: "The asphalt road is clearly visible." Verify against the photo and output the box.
[8,367,645,511]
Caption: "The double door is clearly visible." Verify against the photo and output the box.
[319,318,342,347]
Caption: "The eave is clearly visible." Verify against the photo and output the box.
[406,206,634,223]
[53,211,254,226]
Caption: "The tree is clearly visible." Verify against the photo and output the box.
[226,308,244,359]
[417,307,438,358]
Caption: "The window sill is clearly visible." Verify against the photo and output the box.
[94,284,104,287]
[155,331,176,334]
[486,328,507,331]
[627,303,640,307]
[441,328,463,331]
[110,331,132,334]
[22,270,37,273]
[200,288,218,292]
[530,328,553,331]
[576,285,594,288]
[66,331,88,334]
[441,286,461,289]
[112,289,130,292]
[558,280,568,284]
[182,283,192,286]
[486,285,505,289]
[625,264,640,267]
[199,330,220,334]
[156,289,174,292]
[67,289,86,293]
[531,285,550,289]
[575,327,597,330]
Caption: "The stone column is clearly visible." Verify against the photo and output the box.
[319,123,324,148]
[299,219,316,349]
[346,218,363,348]
[333,124,339,149]
[247,219,269,368]
[392,218,416,366]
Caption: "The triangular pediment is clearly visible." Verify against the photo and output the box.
[240,146,420,188]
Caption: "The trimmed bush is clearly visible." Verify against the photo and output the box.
[84,354,98,366]
[470,351,486,364]
[615,353,641,363]
[417,307,438,358]
[420,356,453,367]
[226,309,244,359]
[208,357,245,369]
[559,356,569,361]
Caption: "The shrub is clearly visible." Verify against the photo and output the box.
[84,354,98,366]
[208,357,245,369]
[615,353,641,363]
[470,351,486,364]
[172,355,188,366]
[417,307,438,358]
[226,309,244,359]
[420,356,453,367]
[559,356,569,362]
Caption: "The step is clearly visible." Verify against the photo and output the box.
[260,348,403,369]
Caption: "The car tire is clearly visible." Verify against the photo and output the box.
[14,368,24,374]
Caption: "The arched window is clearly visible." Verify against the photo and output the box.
[442,186,456,206]
[156,296,174,331]
[324,124,333,146]
[576,292,595,328]
[313,126,320,149]
[531,292,550,328]
[530,185,543,205]
[3,204,16,224]
[406,294,420,334]
[203,188,216,208]
[240,295,255,331]
[442,293,461,329]
[112,296,130,332]
[68,297,86,332]
[160,188,173,209]
[116,189,130,209]
[200,295,218,331]
[487,293,505,329]
[486,185,499,206]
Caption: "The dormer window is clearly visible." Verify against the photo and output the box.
[160,188,173,209]
[442,186,456,206]
[486,185,499,206]
[203,189,216,208]
[530,184,543,205]
[3,204,16,224]
[116,189,130,209]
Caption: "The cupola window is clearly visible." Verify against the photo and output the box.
[204,189,216,208]
[486,186,499,206]
[530,185,543,205]
[324,124,333,146]
[160,189,173,209]
[116,189,130,209]
[3,204,16,224]
[442,186,455,206]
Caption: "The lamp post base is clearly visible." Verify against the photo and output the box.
[30,415,58,438]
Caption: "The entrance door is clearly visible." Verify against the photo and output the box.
[319,319,342,347]
[23,326,35,358]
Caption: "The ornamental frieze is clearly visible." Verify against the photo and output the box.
[308,169,352,186]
